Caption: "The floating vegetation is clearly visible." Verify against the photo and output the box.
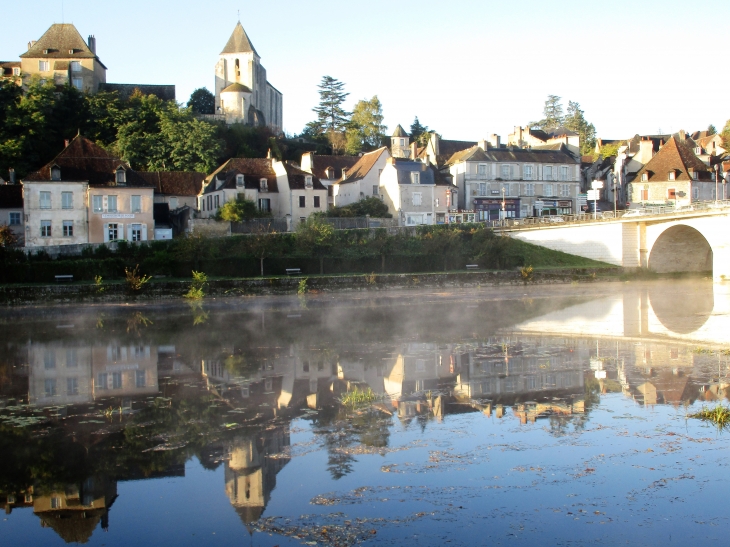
[339,387,378,407]
[690,405,730,428]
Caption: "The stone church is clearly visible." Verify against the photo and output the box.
[214,22,283,133]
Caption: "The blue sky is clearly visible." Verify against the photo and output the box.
[3,0,729,142]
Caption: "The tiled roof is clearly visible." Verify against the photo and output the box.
[20,24,102,63]
[634,136,711,183]
[435,139,478,165]
[444,144,578,167]
[23,135,154,188]
[307,155,359,180]
[138,172,205,196]
[0,62,20,77]
[221,22,258,56]
[392,125,409,138]
[547,126,579,138]
[283,162,326,190]
[336,147,388,184]
[696,134,722,150]
[99,83,176,101]
[392,160,436,185]
[0,185,23,209]
[203,158,278,194]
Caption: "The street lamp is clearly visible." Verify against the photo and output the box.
[501,187,506,221]
[715,164,727,202]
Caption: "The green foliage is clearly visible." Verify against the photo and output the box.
[187,88,215,114]
[690,405,730,428]
[531,94,564,131]
[94,275,105,294]
[124,264,151,292]
[721,119,730,151]
[215,196,263,222]
[297,218,335,274]
[346,96,386,154]
[309,76,350,136]
[410,117,429,145]
[707,124,717,136]
[184,270,208,300]
[324,197,392,218]
[598,141,622,159]
[564,101,597,155]
[520,265,534,282]
[297,278,308,295]
[0,225,17,247]
[340,386,378,407]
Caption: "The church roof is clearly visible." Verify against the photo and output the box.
[221,22,259,56]
[221,83,252,93]
[392,125,409,138]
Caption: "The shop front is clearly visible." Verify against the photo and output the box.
[474,198,520,221]
[534,199,573,217]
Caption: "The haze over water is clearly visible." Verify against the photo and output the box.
[1,280,729,546]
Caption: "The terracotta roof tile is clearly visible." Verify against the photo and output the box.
[336,147,388,184]
[635,136,711,182]
[204,158,278,194]
[138,172,205,196]
[283,162,326,190]
[306,155,359,180]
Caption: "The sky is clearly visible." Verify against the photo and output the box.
[3,0,729,142]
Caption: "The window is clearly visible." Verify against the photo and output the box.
[260,178,268,191]
[478,164,487,176]
[258,198,271,212]
[61,192,73,209]
[560,166,569,181]
[131,195,141,213]
[39,60,49,72]
[641,187,649,201]
[63,220,73,237]
[116,168,126,185]
[112,372,122,390]
[524,165,533,180]
[70,61,81,72]
[692,171,698,181]
[413,192,422,206]
[12,67,20,76]
[400,138,405,146]
[479,183,487,196]
[108,223,118,241]
[131,224,142,242]
[411,172,420,184]
[67,377,79,396]
[544,184,554,196]
[314,196,321,208]
[305,176,313,188]
[72,78,82,90]
[372,185,379,195]
[44,379,56,397]
[97,373,108,390]
[66,348,77,368]
[92,195,103,213]
[299,195,306,207]
[169,197,178,209]
[668,188,676,199]
[641,173,648,181]
[40,191,51,209]
[207,195,212,211]
[135,370,146,388]
[107,195,118,212]
[668,171,676,181]
[501,165,511,180]
[560,184,571,197]
[525,184,535,196]
[693,187,699,199]
[44,351,56,369]
[41,220,52,237]
[51,166,61,180]
[214,195,219,209]
[9,212,20,225]
[236,174,244,187]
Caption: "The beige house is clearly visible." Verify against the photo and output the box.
[23,136,155,246]
[19,24,106,92]
[28,343,93,407]
[331,147,390,207]
[300,153,359,208]
[380,158,453,225]
[627,136,714,208]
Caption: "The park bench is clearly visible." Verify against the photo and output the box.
[55,275,73,283]
[285,268,302,276]
[466,264,480,271]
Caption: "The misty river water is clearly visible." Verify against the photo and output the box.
[1,280,730,546]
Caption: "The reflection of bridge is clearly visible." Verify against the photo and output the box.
[497,202,730,281]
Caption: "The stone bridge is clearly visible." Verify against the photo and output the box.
[497,203,730,281]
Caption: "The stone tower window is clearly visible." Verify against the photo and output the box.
[235,59,240,79]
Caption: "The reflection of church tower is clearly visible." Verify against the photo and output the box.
[224,426,290,524]
[214,22,283,132]
[391,125,411,158]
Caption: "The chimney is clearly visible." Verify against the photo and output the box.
[410,141,417,159]
[489,134,501,148]
[638,138,654,164]
[28,40,36,51]
[478,139,488,150]
[88,35,96,55]
[678,129,686,141]
[9,169,16,184]
[64,139,69,148]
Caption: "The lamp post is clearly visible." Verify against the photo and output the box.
[715,164,719,205]
[501,187,506,221]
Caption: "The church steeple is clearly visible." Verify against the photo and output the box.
[221,22,258,56]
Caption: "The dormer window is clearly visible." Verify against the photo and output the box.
[51,165,61,181]
[116,167,126,185]
[236,174,244,187]
[694,147,702,155]
[411,172,420,184]
[668,171,675,181]
[341,168,347,181]
[260,178,268,191]
[325,167,333,179]
[12,67,19,76]
[305,176,313,188]
[641,173,648,181]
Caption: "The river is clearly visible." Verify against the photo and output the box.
[1,280,728,546]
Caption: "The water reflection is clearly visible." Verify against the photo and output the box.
[1,281,730,544]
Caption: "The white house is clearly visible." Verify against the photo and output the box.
[300,153,359,208]
[330,147,390,207]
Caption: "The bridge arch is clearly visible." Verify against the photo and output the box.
[648,224,713,274]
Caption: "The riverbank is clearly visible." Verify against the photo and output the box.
[0,267,627,305]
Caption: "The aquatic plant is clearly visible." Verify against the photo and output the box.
[520,265,534,283]
[94,274,105,293]
[124,264,151,291]
[365,272,377,285]
[184,270,208,300]
[690,405,730,428]
[340,387,378,407]
[297,278,308,295]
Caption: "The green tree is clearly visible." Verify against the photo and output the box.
[310,76,350,136]
[721,119,730,150]
[563,101,597,155]
[419,226,463,271]
[0,225,17,247]
[531,94,564,131]
[215,196,263,222]
[296,218,335,274]
[708,124,717,136]
[247,230,284,276]
[345,96,386,154]
[368,228,394,272]
[325,196,392,218]
[410,117,428,144]
[187,88,215,115]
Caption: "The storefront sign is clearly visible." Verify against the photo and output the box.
[102,214,135,219]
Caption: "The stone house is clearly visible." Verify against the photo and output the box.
[380,158,452,226]
[0,183,24,245]
[299,153,359,207]
[214,22,283,132]
[508,126,581,158]
[139,172,205,212]
[627,136,714,208]
[23,136,155,246]
[280,162,328,226]
[418,133,478,168]
[443,144,581,219]
[19,24,106,92]
[330,147,390,207]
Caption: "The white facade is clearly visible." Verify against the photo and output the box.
[22,181,89,247]
[331,148,391,207]
[380,159,451,226]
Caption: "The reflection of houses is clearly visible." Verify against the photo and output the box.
[91,343,158,399]
[618,343,694,406]
[28,344,93,406]
[376,343,457,398]
[224,426,290,524]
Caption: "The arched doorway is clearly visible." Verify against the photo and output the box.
[649,225,712,274]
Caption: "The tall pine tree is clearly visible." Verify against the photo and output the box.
[310,76,350,135]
